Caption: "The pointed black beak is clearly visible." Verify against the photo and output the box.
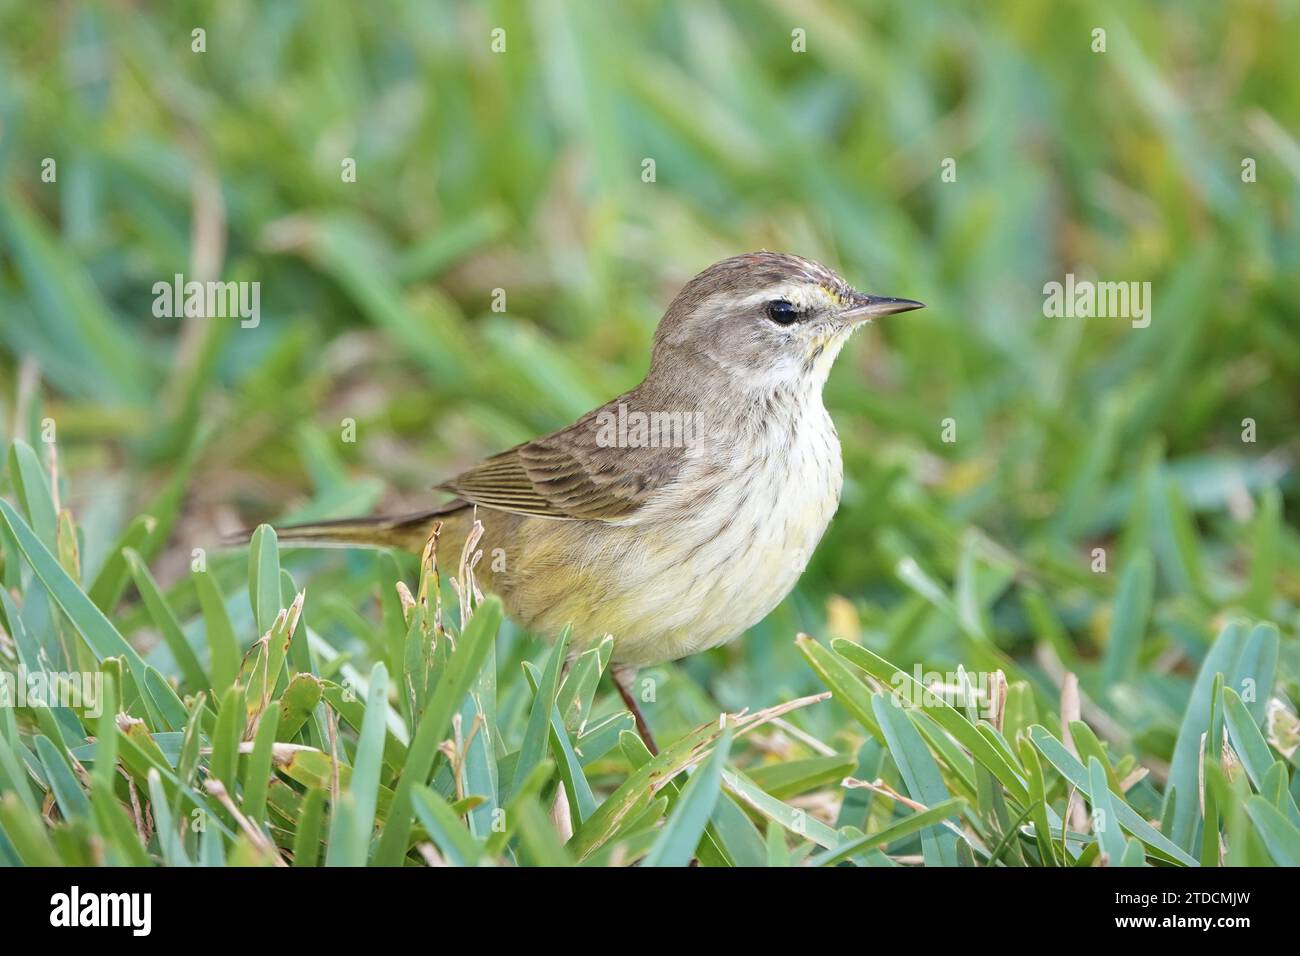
[842,293,926,323]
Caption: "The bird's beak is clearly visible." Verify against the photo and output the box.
[841,292,926,324]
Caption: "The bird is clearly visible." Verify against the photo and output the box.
[261,252,923,751]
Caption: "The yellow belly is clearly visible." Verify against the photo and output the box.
[479,408,843,666]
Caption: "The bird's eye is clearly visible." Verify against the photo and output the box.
[766,299,799,325]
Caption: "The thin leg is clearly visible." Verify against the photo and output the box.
[611,664,658,756]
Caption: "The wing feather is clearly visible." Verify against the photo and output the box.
[435,398,688,521]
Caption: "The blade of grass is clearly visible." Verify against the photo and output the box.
[642,727,731,867]
[373,597,501,865]
[125,548,209,691]
[1030,724,1196,865]
[811,798,966,867]
[833,639,1029,804]
[872,694,959,866]
[194,570,239,693]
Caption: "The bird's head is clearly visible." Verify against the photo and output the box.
[650,251,923,397]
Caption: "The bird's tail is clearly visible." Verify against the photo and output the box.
[225,508,454,554]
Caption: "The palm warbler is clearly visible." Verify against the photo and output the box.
[268,252,922,745]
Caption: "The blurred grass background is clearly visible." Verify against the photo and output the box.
[0,0,1297,750]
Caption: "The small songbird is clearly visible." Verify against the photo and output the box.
[267,252,922,749]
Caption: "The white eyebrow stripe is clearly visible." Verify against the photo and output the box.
[732,282,838,311]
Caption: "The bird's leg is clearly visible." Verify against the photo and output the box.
[610,663,658,756]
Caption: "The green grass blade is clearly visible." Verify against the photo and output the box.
[812,798,966,867]
[86,515,156,614]
[0,500,149,685]
[349,661,389,862]
[795,634,881,738]
[1087,756,1128,864]
[241,705,281,829]
[872,694,959,866]
[7,439,58,551]
[643,727,731,867]
[125,548,209,691]
[1030,725,1196,865]
[373,597,501,865]
[511,628,570,797]
[722,767,842,849]
[834,640,1029,804]
[195,570,240,693]
[1243,797,1300,866]
[34,735,90,822]
[411,785,485,866]
[293,788,325,867]
[248,524,281,636]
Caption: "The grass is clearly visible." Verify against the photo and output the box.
[0,0,1297,867]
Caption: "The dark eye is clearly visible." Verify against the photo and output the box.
[766,299,799,325]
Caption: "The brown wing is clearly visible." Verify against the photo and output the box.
[435,401,688,521]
